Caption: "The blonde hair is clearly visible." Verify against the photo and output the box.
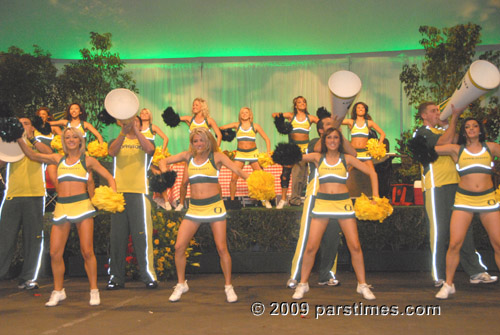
[189,127,217,156]
[140,108,153,123]
[61,127,86,156]
[239,107,254,123]
[193,98,210,119]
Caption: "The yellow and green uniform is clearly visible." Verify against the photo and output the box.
[235,123,259,163]
[0,140,46,283]
[189,116,209,132]
[453,144,499,212]
[109,136,157,286]
[52,155,96,224]
[289,114,311,205]
[185,153,226,222]
[311,154,355,218]
[67,121,86,138]
[34,129,54,147]
[415,125,485,281]
[350,120,372,160]
[289,138,341,283]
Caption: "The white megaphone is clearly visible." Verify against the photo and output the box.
[440,60,500,120]
[104,88,140,121]
[0,138,24,162]
[328,70,362,118]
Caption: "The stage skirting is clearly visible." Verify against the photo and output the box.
[164,164,292,202]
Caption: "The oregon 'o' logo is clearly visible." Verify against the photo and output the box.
[344,204,352,211]
[487,199,497,206]
[214,207,223,214]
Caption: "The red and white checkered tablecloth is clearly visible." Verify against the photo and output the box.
[165,164,292,201]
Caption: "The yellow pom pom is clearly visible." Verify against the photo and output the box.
[258,152,275,168]
[223,150,236,160]
[91,186,126,213]
[366,139,387,160]
[354,193,393,222]
[50,135,64,154]
[152,147,170,166]
[246,170,276,201]
[87,140,108,158]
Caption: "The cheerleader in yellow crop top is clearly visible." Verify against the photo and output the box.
[220,107,272,203]
[342,102,385,166]
[272,96,319,207]
[17,127,116,307]
[159,127,248,303]
[434,118,500,300]
[50,103,104,144]
[291,127,379,301]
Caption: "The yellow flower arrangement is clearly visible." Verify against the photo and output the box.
[354,193,393,223]
[50,135,64,154]
[366,139,387,160]
[87,140,108,158]
[258,152,275,168]
[91,186,126,213]
[247,170,276,201]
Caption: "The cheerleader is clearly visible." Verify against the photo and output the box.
[435,118,500,299]
[272,96,319,208]
[292,127,378,301]
[17,127,116,307]
[159,127,248,302]
[342,102,385,170]
[220,107,271,207]
[50,103,104,144]
[139,108,169,153]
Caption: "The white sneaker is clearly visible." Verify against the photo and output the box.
[435,282,455,299]
[45,289,67,307]
[164,201,172,211]
[276,199,287,209]
[89,289,100,306]
[169,281,189,302]
[225,285,238,303]
[434,279,445,287]
[174,204,184,211]
[470,272,498,284]
[262,200,272,209]
[357,283,376,300]
[286,278,297,289]
[292,283,309,299]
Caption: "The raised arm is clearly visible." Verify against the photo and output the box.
[341,119,353,128]
[219,122,239,130]
[87,156,116,191]
[487,142,500,159]
[436,104,465,145]
[435,144,460,162]
[179,115,192,125]
[151,124,169,153]
[159,151,191,172]
[301,152,321,164]
[84,121,104,143]
[16,138,61,165]
[309,115,319,124]
[215,152,249,179]
[254,123,271,153]
[49,119,68,127]
[346,155,379,198]
[208,118,222,147]
[133,124,155,155]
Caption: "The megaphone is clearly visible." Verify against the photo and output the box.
[104,88,140,121]
[440,60,500,120]
[0,138,24,163]
[328,70,362,118]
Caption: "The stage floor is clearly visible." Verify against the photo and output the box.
[1,272,499,334]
